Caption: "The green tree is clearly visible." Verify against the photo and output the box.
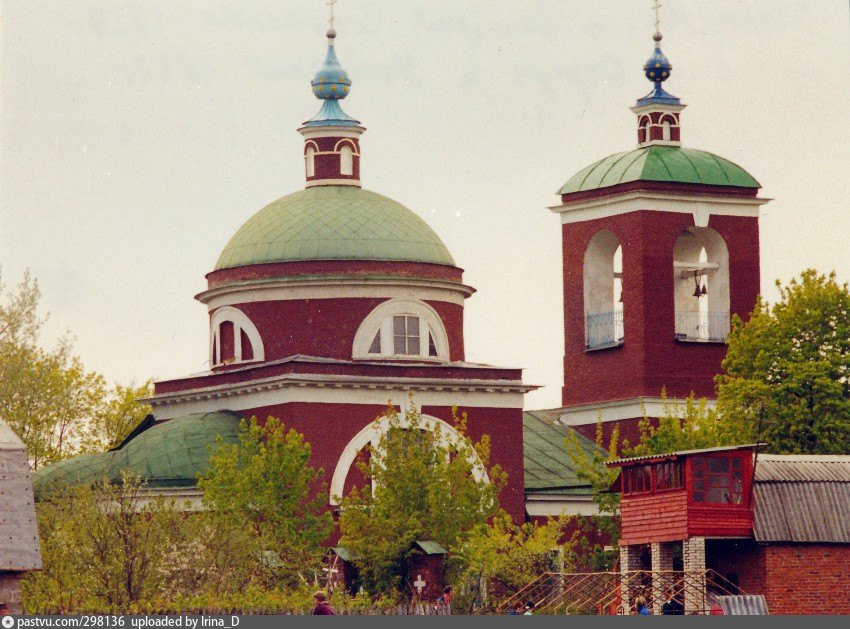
[453,512,571,611]
[197,416,333,589]
[0,269,151,467]
[338,401,504,595]
[718,269,850,454]
[24,473,186,612]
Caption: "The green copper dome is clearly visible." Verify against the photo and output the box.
[32,412,242,497]
[215,186,455,270]
[559,145,760,195]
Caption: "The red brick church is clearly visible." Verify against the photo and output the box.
[31,7,850,615]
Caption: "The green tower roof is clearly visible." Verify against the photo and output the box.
[215,186,455,270]
[32,412,242,497]
[558,145,760,195]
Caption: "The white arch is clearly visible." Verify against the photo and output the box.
[673,227,730,341]
[210,305,265,365]
[352,299,450,361]
[328,413,489,505]
[583,229,624,349]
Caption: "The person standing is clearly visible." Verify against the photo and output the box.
[661,588,684,615]
[311,591,335,615]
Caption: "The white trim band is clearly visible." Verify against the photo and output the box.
[557,396,718,426]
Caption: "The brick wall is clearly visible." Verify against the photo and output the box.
[763,544,850,615]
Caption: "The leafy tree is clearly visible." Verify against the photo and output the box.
[338,401,504,595]
[718,269,850,454]
[24,473,186,612]
[0,269,151,467]
[453,511,571,611]
[197,416,333,589]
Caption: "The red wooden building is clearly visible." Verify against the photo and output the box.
[609,446,850,615]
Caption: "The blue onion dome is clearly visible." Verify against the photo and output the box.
[643,33,672,84]
[311,30,352,100]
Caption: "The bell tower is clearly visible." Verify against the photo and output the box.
[550,18,769,445]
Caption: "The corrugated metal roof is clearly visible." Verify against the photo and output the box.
[523,410,596,495]
[718,595,769,615]
[607,444,761,467]
[753,454,850,543]
[0,420,42,571]
[755,454,850,482]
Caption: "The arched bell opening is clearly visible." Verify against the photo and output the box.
[673,227,730,342]
[583,230,624,350]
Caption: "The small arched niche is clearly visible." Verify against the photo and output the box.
[583,230,624,350]
[339,144,354,176]
[210,306,265,367]
[673,227,730,341]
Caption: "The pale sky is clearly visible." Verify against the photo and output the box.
[2,1,849,410]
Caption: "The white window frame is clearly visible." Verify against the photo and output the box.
[352,299,449,361]
[210,306,265,366]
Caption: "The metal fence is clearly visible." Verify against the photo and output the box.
[675,311,730,342]
[585,311,624,350]
[496,570,742,615]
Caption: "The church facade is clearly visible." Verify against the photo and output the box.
[36,15,766,532]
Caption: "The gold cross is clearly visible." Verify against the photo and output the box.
[652,0,662,34]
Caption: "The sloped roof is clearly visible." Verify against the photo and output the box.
[0,421,42,571]
[32,411,242,497]
[523,410,596,496]
[753,454,850,543]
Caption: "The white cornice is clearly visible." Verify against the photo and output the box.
[196,276,476,309]
[297,126,365,139]
[556,396,718,426]
[305,179,361,188]
[145,372,537,418]
[550,190,770,226]
[630,102,686,116]
[525,494,601,517]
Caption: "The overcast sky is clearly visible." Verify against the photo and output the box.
[2,1,849,410]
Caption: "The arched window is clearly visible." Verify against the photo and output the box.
[583,230,624,350]
[638,116,650,144]
[352,299,449,361]
[328,413,489,505]
[662,120,672,141]
[305,145,316,177]
[340,145,353,176]
[673,227,730,341]
[210,306,265,366]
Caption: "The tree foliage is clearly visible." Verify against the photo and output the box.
[0,269,152,467]
[197,416,333,589]
[338,401,504,595]
[718,269,850,454]
[24,473,186,612]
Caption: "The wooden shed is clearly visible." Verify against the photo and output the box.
[0,421,42,614]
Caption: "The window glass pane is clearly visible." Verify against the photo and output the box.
[694,480,704,491]
[408,335,420,355]
[708,476,728,488]
[369,332,381,354]
[428,335,438,357]
[732,458,742,469]
[708,458,730,473]
[694,492,704,502]
[707,487,729,503]
[692,458,704,471]
[394,335,405,354]
[408,316,419,335]
[393,316,405,336]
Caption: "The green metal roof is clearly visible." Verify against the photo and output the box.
[215,186,455,270]
[558,145,760,195]
[32,411,242,497]
[414,540,448,555]
[523,410,597,496]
